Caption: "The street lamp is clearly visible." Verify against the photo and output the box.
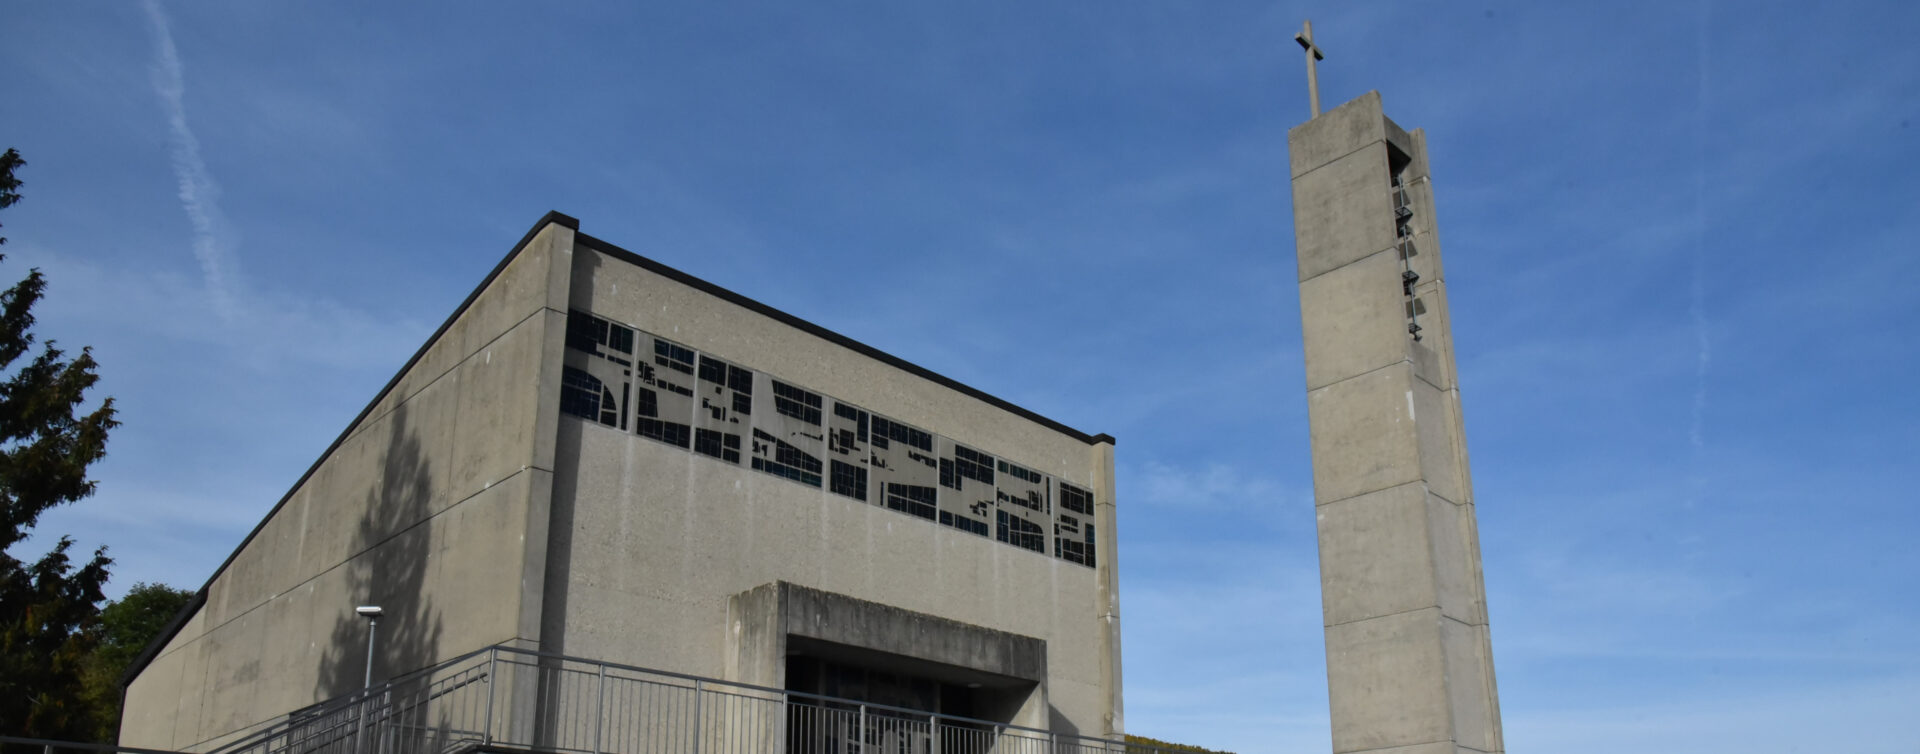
[356,605,383,688]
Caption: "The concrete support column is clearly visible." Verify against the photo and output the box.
[1090,436,1124,739]
[1288,92,1504,754]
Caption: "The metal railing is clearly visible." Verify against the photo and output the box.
[205,645,1182,754]
[0,736,195,754]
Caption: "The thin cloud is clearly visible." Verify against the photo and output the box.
[1123,460,1299,512]
[1689,0,1713,453]
[142,0,241,320]
[11,243,428,372]
[1506,673,1920,754]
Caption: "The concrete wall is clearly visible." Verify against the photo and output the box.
[541,241,1123,737]
[119,218,576,750]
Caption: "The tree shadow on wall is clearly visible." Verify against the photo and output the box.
[316,402,444,701]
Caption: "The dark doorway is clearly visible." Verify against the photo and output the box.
[783,637,1035,754]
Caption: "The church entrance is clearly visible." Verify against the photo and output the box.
[782,636,1035,754]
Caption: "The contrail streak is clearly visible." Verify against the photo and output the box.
[142,0,241,320]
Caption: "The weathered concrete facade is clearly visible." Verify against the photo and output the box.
[119,213,1123,750]
[1289,93,1504,754]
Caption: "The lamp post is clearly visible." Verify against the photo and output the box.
[356,605,383,688]
[354,605,384,754]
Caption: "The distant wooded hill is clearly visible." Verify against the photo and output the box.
[1126,734,1236,754]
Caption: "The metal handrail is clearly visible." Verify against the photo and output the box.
[478,645,1078,740]
[204,643,1186,754]
[0,736,195,754]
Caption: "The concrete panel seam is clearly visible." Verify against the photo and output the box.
[459,306,556,374]
[347,305,554,443]
[1291,138,1389,183]
[171,466,539,644]
[1440,612,1490,630]
[1324,603,1439,630]
[1427,489,1466,507]
[1317,479,1428,510]
[1305,359,1416,402]
[134,629,200,674]
[1409,367,1459,398]
[1336,737,1454,754]
[1298,245,1403,286]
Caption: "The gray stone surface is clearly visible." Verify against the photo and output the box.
[1441,616,1498,752]
[1300,248,1411,391]
[1324,608,1451,753]
[1306,364,1424,505]
[1289,92,1387,179]
[1290,92,1504,754]
[779,581,1048,682]
[1292,142,1400,282]
[1315,482,1439,627]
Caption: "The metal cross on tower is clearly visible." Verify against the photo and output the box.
[1295,20,1326,118]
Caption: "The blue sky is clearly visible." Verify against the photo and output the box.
[5,2,1918,752]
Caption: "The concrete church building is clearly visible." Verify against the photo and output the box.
[119,213,1125,752]
[116,47,1506,754]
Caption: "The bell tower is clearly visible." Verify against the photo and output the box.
[1289,88,1506,754]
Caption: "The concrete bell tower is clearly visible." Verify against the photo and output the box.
[1288,89,1506,754]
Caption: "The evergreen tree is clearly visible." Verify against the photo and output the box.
[81,583,193,741]
[0,148,121,743]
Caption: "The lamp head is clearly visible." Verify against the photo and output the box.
[355,605,384,619]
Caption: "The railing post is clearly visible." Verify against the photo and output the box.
[483,647,498,745]
[858,704,868,754]
[380,688,394,754]
[693,679,705,754]
[930,713,940,754]
[594,663,607,754]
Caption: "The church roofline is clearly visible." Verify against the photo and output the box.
[574,229,1112,447]
[124,210,1112,686]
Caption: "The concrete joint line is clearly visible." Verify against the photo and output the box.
[465,306,553,364]
[1292,137,1388,182]
[1306,357,1416,398]
[1297,245,1403,286]
[1337,736,1455,754]
[1315,479,1428,509]
[1411,370,1452,395]
[184,466,540,641]
[1440,613,1488,630]
[1323,603,1439,630]
[349,304,555,442]
[1427,491,1466,507]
